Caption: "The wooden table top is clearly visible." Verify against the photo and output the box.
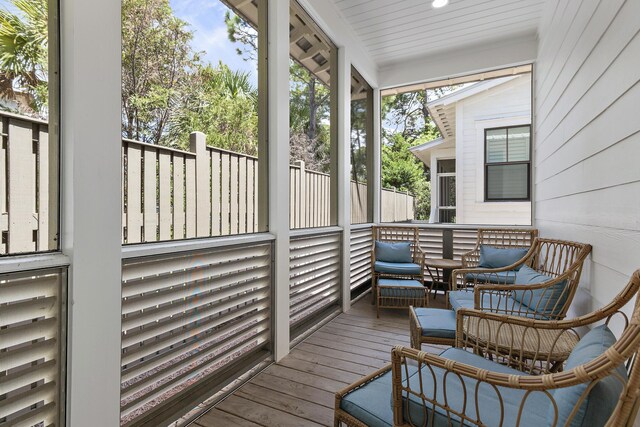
[424,258,463,269]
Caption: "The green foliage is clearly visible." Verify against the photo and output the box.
[167,62,258,154]
[0,0,48,116]
[381,90,441,221]
[121,0,199,145]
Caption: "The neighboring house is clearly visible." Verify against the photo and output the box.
[410,74,532,225]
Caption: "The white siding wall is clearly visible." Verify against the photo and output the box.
[456,75,532,225]
[535,0,640,330]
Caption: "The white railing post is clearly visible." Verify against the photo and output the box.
[60,0,122,425]
[337,46,351,312]
[190,131,210,237]
[295,160,306,228]
[269,0,290,361]
[372,88,382,224]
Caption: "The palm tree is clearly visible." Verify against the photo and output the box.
[0,0,48,115]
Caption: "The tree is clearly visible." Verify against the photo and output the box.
[167,62,258,154]
[0,0,48,116]
[121,0,199,145]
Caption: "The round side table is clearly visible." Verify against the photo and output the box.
[424,258,463,301]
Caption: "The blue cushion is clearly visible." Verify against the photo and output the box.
[413,308,456,339]
[479,245,529,270]
[448,290,541,318]
[340,366,419,427]
[375,241,412,263]
[374,261,421,276]
[402,348,550,426]
[512,265,568,318]
[378,279,425,299]
[465,270,517,284]
[549,325,627,427]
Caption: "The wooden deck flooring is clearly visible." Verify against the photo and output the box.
[194,294,447,427]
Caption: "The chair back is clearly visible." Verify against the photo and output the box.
[497,238,592,319]
[462,228,538,268]
[372,225,421,262]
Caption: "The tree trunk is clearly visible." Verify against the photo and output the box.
[308,78,317,139]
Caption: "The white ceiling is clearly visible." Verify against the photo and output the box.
[331,0,546,67]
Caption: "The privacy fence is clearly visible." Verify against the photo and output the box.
[1,111,414,253]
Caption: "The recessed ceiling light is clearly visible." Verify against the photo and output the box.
[432,0,449,8]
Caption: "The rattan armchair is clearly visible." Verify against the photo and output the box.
[461,228,538,268]
[335,271,640,427]
[371,225,425,305]
[450,238,593,320]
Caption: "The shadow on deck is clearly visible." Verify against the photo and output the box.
[194,293,447,427]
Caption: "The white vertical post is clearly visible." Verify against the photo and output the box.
[337,47,351,312]
[372,88,382,224]
[60,0,122,425]
[268,0,290,361]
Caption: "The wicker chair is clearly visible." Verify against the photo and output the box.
[335,270,640,427]
[371,226,425,306]
[461,228,538,268]
[450,237,593,320]
[409,238,591,350]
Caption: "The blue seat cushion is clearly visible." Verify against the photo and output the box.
[448,290,542,318]
[464,270,517,284]
[479,245,529,270]
[413,308,456,339]
[378,279,425,299]
[340,366,417,427]
[549,325,627,427]
[512,265,568,318]
[402,348,550,427]
[375,241,413,263]
[374,261,421,275]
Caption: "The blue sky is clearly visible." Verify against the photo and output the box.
[169,0,258,85]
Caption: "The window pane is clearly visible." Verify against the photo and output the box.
[350,66,372,224]
[439,175,456,207]
[0,0,59,254]
[121,0,266,243]
[486,128,507,163]
[289,1,336,229]
[437,159,456,173]
[487,164,529,200]
[508,126,530,161]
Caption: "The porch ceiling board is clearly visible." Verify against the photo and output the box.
[330,0,546,66]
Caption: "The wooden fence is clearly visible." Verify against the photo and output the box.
[0,111,415,250]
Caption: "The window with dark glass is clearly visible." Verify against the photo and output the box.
[485,125,531,201]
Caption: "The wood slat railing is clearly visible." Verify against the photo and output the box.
[120,242,273,426]
[0,267,67,427]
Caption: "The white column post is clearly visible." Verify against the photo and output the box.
[372,88,382,224]
[268,0,291,361]
[337,47,351,312]
[60,0,122,425]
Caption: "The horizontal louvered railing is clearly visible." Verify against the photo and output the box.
[349,225,372,295]
[0,267,66,427]
[289,229,342,339]
[120,242,273,426]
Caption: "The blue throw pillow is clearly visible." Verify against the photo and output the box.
[512,265,568,318]
[548,325,627,427]
[478,245,529,270]
[375,241,412,263]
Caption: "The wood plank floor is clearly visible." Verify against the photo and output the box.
[194,294,447,427]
